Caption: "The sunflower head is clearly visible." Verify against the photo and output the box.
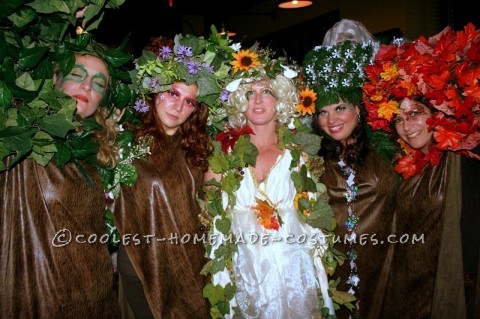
[296,88,317,116]
[224,44,302,94]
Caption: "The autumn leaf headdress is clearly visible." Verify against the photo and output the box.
[362,23,480,178]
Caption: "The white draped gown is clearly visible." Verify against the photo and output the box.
[211,150,334,319]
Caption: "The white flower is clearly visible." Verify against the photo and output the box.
[287,118,296,130]
[230,42,241,51]
[225,78,243,92]
[281,64,298,79]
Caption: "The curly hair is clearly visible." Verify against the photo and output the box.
[312,103,369,167]
[143,36,175,54]
[225,74,299,129]
[135,93,212,172]
[92,108,120,168]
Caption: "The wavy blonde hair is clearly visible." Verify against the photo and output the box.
[225,74,299,129]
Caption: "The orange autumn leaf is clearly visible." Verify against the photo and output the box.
[394,155,418,179]
[254,198,281,230]
[433,127,462,150]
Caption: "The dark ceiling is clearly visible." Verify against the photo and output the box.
[97,0,273,54]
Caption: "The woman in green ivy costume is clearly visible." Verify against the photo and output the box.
[0,48,125,318]
[202,46,351,318]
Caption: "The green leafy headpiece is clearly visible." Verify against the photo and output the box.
[302,40,378,111]
[0,0,133,171]
[130,26,235,131]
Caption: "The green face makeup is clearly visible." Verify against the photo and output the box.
[62,64,108,96]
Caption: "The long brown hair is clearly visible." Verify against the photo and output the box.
[135,93,212,172]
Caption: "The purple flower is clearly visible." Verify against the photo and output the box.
[185,61,202,74]
[203,63,215,74]
[158,46,173,60]
[220,89,230,102]
[134,99,149,113]
[176,45,193,59]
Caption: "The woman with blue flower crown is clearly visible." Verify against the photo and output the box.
[111,29,235,318]
[302,19,399,319]
[202,44,353,318]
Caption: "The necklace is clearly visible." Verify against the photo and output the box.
[338,159,360,315]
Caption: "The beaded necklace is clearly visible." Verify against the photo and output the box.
[338,158,360,315]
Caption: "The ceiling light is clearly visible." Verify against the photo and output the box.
[278,0,313,9]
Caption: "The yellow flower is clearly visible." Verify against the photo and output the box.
[380,64,399,81]
[296,88,316,116]
[378,100,399,121]
[294,192,309,216]
[231,49,261,73]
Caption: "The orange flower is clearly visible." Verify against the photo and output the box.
[231,50,261,73]
[253,198,281,230]
[296,88,316,116]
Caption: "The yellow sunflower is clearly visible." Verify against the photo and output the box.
[231,49,261,73]
[296,88,317,116]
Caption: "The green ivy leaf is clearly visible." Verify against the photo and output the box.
[15,72,36,91]
[215,216,231,234]
[233,135,258,166]
[8,7,37,28]
[203,283,225,305]
[0,81,13,108]
[39,113,76,137]
[54,141,72,167]
[210,152,229,174]
[18,46,49,69]
[0,126,34,151]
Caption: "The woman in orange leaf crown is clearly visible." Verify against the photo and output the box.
[362,23,480,318]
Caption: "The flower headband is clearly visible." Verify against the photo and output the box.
[302,40,379,111]
[131,26,234,116]
[224,44,302,94]
[362,23,480,177]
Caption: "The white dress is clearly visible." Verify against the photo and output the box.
[211,150,334,319]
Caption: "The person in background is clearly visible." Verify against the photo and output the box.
[362,23,480,318]
[111,30,233,318]
[203,45,349,318]
[302,19,398,319]
[322,18,375,45]
[0,40,128,318]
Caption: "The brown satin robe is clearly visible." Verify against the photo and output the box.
[382,152,466,319]
[0,160,120,319]
[319,151,398,319]
[113,134,209,319]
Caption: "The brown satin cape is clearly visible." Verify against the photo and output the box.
[382,152,466,319]
[113,134,209,319]
[319,151,398,319]
[0,160,120,319]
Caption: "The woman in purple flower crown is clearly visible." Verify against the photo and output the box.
[111,33,233,318]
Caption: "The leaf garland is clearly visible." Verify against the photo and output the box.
[201,120,354,318]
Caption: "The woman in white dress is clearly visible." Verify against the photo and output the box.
[203,48,348,318]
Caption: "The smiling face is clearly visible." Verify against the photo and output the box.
[394,98,433,153]
[316,102,360,145]
[244,80,277,127]
[154,82,198,135]
[58,54,109,118]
